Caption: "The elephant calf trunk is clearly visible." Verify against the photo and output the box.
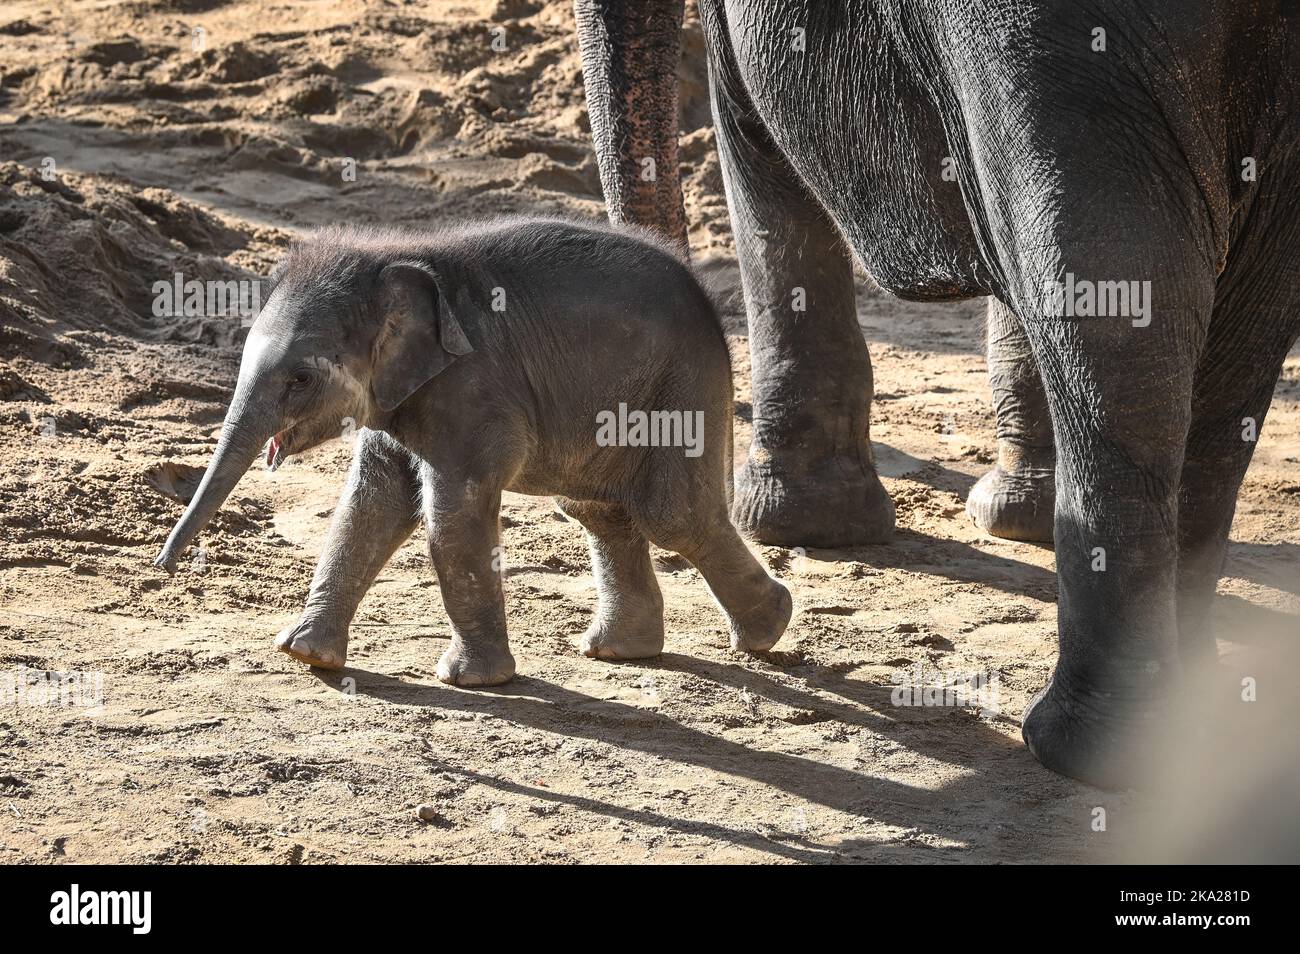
[154,424,266,574]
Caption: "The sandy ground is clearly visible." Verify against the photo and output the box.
[1,1,1297,864]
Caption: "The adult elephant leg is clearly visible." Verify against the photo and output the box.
[944,7,1231,787]
[966,297,1055,542]
[1176,193,1300,664]
[710,54,893,547]
[993,201,1215,790]
[960,146,1214,789]
[276,428,421,669]
[1177,335,1295,664]
[991,196,1217,786]
[1018,273,1212,788]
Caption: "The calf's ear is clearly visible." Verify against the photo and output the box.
[371,262,473,413]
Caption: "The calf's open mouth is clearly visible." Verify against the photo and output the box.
[266,429,292,471]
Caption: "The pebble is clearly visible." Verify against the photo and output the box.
[416,804,441,823]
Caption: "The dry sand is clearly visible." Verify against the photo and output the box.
[1,1,1296,863]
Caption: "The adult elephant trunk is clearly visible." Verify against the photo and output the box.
[574,0,687,253]
[153,380,275,574]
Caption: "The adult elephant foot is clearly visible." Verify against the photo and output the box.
[972,299,1056,543]
[966,442,1055,543]
[733,453,895,548]
[1021,676,1160,790]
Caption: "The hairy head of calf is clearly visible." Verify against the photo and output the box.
[154,227,472,572]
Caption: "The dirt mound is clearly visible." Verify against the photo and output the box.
[0,161,280,359]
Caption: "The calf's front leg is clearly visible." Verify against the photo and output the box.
[277,428,421,670]
[423,469,515,687]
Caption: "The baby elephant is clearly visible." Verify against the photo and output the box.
[154,218,792,685]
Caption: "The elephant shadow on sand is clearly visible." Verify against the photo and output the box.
[324,656,1099,863]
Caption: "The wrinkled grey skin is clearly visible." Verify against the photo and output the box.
[576,0,1300,786]
[154,219,792,686]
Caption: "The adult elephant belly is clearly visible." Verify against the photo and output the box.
[718,0,990,301]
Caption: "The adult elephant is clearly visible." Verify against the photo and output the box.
[574,0,1300,787]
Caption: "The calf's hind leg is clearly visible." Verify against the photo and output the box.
[557,498,665,660]
[637,505,792,653]
[277,428,421,670]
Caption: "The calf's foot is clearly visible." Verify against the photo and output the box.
[734,454,894,548]
[655,514,796,655]
[275,618,348,670]
[726,577,793,653]
[436,636,515,687]
[581,609,664,660]
[562,500,666,660]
